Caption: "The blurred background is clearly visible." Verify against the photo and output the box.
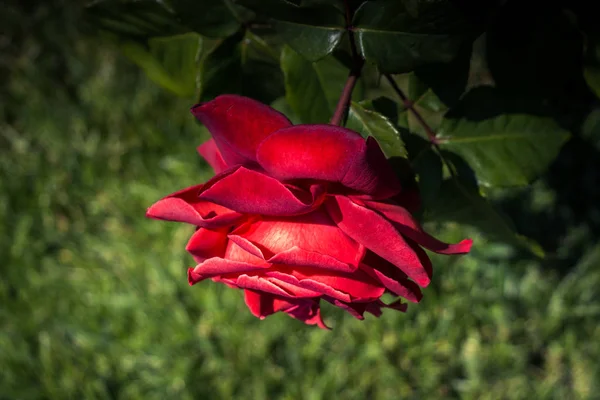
[1,1,599,399]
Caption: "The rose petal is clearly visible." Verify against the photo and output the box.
[235,274,294,297]
[256,125,401,198]
[285,301,329,329]
[244,289,290,319]
[244,291,329,329]
[187,258,270,284]
[191,95,292,166]
[266,267,385,303]
[199,166,326,216]
[231,209,364,269]
[146,183,244,228]
[228,234,355,273]
[186,227,228,263]
[197,139,228,174]
[325,195,431,287]
[327,298,407,320]
[364,200,472,254]
[360,252,422,303]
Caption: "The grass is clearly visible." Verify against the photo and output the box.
[1,2,599,399]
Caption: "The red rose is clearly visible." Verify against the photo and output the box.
[147,95,471,329]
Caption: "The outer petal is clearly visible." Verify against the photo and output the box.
[197,139,228,173]
[325,195,432,287]
[266,267,385,303]
[191,95,292,166]
[256,125,401,198]
[230,208,364,270]
[244,290,329,329]
[187,258,270,284]
[360,251,422,303]
[186,227,228,263]
[146,184,243,228]
[198,166,326,216]
[326,298,407,320]
[364,200,472,254]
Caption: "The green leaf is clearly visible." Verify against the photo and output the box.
[235,0,345,60]
[121,33,202,96]
[270,97,301,124]
[171,0,242,38]
[399,88,448,141]
[353,0,472,73]
[86,0,187,40]
[436,114,570,188]
[280,45,349,123]
[199,31,284,104]
[347,101,407,158]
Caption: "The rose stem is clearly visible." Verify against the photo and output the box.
[383,74,440,145]
[330,0,364,126]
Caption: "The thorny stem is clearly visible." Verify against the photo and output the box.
[383,74,440,145]
[330,0,364,126]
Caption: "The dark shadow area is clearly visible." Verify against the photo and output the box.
[495,135,600,275]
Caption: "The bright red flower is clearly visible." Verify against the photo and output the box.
[147,95,472,329]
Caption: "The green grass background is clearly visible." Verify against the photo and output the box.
[1,2,599,399]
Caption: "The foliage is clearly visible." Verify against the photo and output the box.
[82,0,599,252]
[1,0,599,398]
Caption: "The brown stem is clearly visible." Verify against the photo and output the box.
[329,0,364,126]
[384,74,440,145]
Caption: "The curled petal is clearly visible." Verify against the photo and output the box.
[235,274,294,298]
[228,233,355,273]
[256,125,400,198]
[231,209,364,269]
[186,228,228,263]
[285,301,329,329]
[327,298,407,320]
[188,261,266,284]
[360,252,422,303]
[197,139,228,173]
[325,195,431,287]
[244,291,329,329]
[266,267,385,303]
[187,257,269,285]
[199,166,326,216]
[191,95,292,166]
[146,184,243,228]
[364,200,472,254]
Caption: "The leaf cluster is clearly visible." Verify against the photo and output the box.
[86,0,599,254]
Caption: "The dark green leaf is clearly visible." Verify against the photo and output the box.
[280,45,349,123]
[235,0,345,60]
[584,66,600,99]
[270,97,301,124]
[411,147,443,210]
[200,31,284,104]
[437,114,570,188]
[347,101,407,158]
[396,73,449,140]
[353,0,472,73]
[86,0,187,40]
[584,34,600,99]
[581,108,600,150]
[171,0,241,38]
[121,33,202,97]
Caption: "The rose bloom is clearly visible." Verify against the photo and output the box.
[147,95,471,329]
